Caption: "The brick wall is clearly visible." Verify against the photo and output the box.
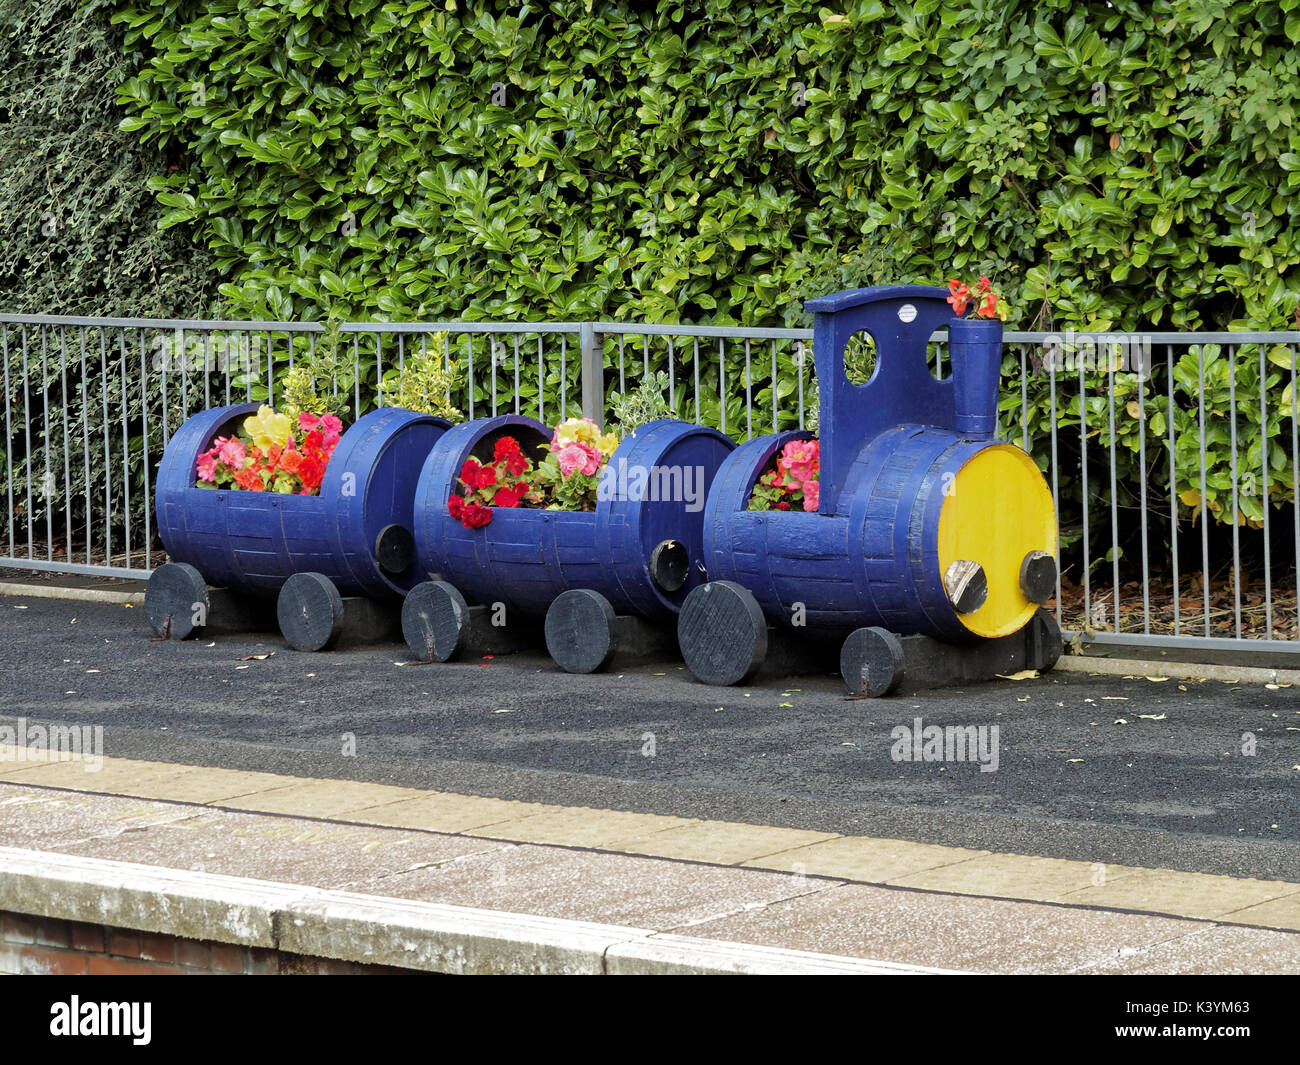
[0,911,414,975]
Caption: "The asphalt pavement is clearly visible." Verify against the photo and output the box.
[1,595,1297,881]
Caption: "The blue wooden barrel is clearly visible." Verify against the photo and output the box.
[414,415,734,620]
[156,402,450,600]
[704,426,1056,641]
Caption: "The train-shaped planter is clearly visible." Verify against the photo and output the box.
[147,402,449,650]
[678,285,1061,693]
[404,414,734,672]
[142,284,1062,696]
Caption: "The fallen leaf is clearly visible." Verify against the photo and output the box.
[492,708,513,714]
[1017,695,1030,702]
[236,653,275,661]
[235,665,249,670]
[1102,696,1128,700]
[1114,718,1128,725]
[1137,712,1166,721]
[1067,758,1084,763]
[997,669,1040,681]
[1145,676,1170,682]
[653,672,666,676]
[85,669,99,674]
[12,605,27,610]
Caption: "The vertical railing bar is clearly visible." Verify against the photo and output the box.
[744,339,752,441]
[352,333,361,420]
[537,335,544,424]
[797,339,805,430]
[467,333,476,420]
[643,336,649,380]
[1048,345,1061,622]
[771,340,778,433]
[1,324,10,560]
[1106,342,1120,633]
[707,338,713,431]
[120,330,130,565]
[618,335,625,398]
[491,332,498,417]
[139,328,151,570]
[514,335,521,416]
[1258,342,1274,638]
[60,327,71,562]
[1292,343,1300,642]
[1079,353,1090,628]
[667,338,675,413]
[99,328,111,567]
[79,330,91,566]
[1227,344,1241,638]
[1197,343,1210,636]
[558,334,566,419]
[375,332,383,408]
[22,326,32,559]
[1137,345,1150,634]
[179,326,188,428]
[203,331,212,411]
[223,330,231,406]
[1167,344,1179,636]
[1020,343,1029,451]
[41,327,52,561]
[264,330,273,410]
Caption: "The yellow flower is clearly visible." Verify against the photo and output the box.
[244,404,292,451]
[597,431,619,459]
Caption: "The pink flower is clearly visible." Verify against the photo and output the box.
[556,443,588,478]
[802,481,819,512]
[298,412,321,432]
[196,451,218,482]
[217,437,247,467]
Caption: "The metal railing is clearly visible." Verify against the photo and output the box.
[3,312,1298,654]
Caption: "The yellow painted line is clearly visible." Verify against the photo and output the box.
[2,746,1299,932]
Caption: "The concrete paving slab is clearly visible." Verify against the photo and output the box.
[747,834,989,882]
[1074,922,1300,975]
[340,792,548,833]
[681,881,1213,974]
[42,807,514,893]
[0,782,201,847]
[1215,892,1300,932]
[1052,867,1300,921]
[607,820,839,865]
[482,806,699,848]
[358,841,843,933]
[219,779,427,819]
[886,851,1145,898]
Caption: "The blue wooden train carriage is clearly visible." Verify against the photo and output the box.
[149,402,449,646]
[408,414,734,672]
[679,285,1059,691]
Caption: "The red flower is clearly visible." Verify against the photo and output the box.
[448,493,465,519]
[775,500,790,511]
[505,451,529,477]
[978,292,997,318]
[476,465,497,488]
[298,456,325,491]
[460,502,492,529]
[495,486,521,508]
[947,278,971,317]
[494,436,522,461]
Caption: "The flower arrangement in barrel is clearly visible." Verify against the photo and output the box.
[448,416,620,528]
[196,406,342,495]
[748,438,820,512]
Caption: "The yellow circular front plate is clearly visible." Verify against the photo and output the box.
[937,444,1057,638]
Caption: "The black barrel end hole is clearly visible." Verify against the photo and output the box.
[650,539,690,593]
[375,524,415,576]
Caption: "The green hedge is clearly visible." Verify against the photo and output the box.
[75,0,1300,572]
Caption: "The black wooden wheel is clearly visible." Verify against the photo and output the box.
[401,580,470,662]
[649,539,689,593]
[277,572,345,652]
[677,580,768,686]
[145,562,210,641]
[840,626,905,697]
[545,589,618,674]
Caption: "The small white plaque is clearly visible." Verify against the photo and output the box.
[898,303,917,323]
